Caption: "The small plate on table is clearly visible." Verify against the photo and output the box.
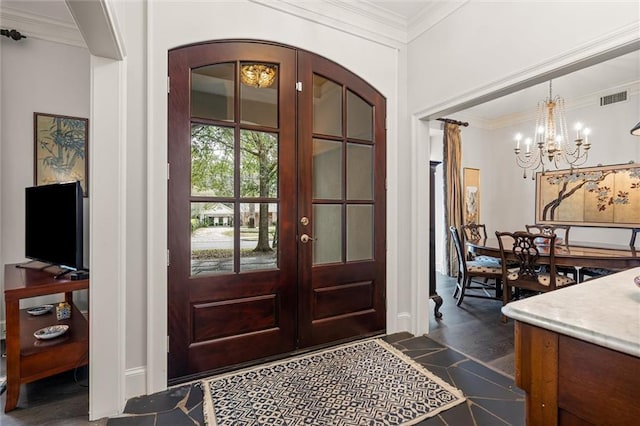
[27,305,54,316]
[34,325,69,340]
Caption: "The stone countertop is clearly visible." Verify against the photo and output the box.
[501,267,640,358]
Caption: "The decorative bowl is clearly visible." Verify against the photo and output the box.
[27,305,54,316]
[33,325,69,340]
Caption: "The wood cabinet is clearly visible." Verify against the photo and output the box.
[429,161,442,318]
[515,321,640,425]
[3,264,89,412]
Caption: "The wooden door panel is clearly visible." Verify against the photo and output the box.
[168,42,297,381]
[297,51,386,348]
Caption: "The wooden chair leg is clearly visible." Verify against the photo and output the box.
[456,275,470,306]
[501,282,511,323]
[452,273,461,299]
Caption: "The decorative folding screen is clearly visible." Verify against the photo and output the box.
[536,163,640,227]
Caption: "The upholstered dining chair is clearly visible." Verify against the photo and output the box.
[580,265,616,281]
[495,230,576,322]
[525,224,571,246]
[450,226,503,306]
[581,227,640,281]
[525,224,576,279]
[461,223,499,262]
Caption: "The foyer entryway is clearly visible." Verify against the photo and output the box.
[167,41,387,382]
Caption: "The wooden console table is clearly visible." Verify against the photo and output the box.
[503,268,640,425]
[3,264,89,412]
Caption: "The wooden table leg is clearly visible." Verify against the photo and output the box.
[4,300,20,412]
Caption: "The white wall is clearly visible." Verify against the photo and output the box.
[0,37,90,320]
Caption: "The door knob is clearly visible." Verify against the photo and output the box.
[300,234,315,243]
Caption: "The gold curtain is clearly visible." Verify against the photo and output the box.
[443,123,464,277]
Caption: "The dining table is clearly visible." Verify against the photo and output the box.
[466,237,640,270]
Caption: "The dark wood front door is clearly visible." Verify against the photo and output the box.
[168,41,386,382]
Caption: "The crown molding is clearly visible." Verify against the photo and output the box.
[250,0,467,48]
[250,0,405,48]
[407,1,469,43]
[0,6,86,49]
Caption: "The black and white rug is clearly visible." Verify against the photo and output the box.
[201,339,465,425]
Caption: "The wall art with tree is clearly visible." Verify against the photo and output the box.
[536,163,640,228]
[34,112,88,196]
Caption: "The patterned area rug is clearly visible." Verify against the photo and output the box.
[201,339,465,425]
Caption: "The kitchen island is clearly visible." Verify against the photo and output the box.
[502,267,640,425]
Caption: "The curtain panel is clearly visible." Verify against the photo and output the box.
[443,123,464,277]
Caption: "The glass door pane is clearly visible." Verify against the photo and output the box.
[313,139,342,200]
[191,63,235,122]
[191,202,234,275]
[312,204,342,265]
[240,130,278,198]
[191,124,234,197]
[313,75,342,136]
[240,62,278,127]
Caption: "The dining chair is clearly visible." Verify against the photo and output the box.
[630,228,640,246]
[495,230,576,322]
[578,228,637,282]
[580,228,640,281]
[450,226,503,306]
[461,223,500,262]
[525,224,571,246]
[525,224,577,279]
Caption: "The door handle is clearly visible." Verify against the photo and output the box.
[300,234,315,243]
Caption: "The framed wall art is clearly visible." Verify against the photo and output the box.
[34,112,89,196]
[536,163,640,228]
[463,167,480,225]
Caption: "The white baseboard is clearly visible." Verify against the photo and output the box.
[125,366,147,400]
[395,312,412,334]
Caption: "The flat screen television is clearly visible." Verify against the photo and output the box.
[25,181,83,271]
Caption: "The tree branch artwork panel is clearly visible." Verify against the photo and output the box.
[34,112,89,196]
[536,163,640,228]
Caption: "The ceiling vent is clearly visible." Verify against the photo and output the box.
[600,91,627,106]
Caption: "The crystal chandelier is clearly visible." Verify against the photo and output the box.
[513,80,591,179]
[240,63,277,88]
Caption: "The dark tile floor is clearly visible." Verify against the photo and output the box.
[1,272,522,425]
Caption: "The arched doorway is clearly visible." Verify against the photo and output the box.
[167,41,387,382]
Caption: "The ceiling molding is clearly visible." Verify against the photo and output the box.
[250,0,468,46]
[0,6,85,48]
[407,1,469,43]
[250,0,405,48]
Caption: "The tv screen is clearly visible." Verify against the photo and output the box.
[25,181,83,271]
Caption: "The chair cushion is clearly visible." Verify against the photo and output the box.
[507,270,575,287]
[467,262,502,274]
[473,255,501,265]
[582,267,613,277]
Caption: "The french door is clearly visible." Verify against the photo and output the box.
[168,41,386,381]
